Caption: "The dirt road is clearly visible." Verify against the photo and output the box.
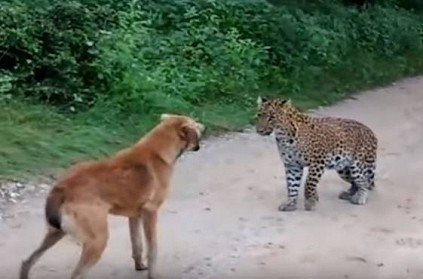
[1,77,423,279]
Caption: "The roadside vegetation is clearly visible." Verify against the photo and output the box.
[1,0,423,178]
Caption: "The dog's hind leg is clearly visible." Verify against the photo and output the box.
[129,216,147,271]
[20,226,65,279]
[69,209,109,279]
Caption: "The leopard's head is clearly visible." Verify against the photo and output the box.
[255,96,294,136]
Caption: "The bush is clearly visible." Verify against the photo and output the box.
[93,1,268,116]
[0,0,120,109]
[1,0,423,121]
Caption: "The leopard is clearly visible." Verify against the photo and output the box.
[255,96,378,211]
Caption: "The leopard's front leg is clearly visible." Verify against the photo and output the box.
[279,164,304,212]
[304,163,325,211]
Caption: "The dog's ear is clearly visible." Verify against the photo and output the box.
[160,113,173,121]
[180,125,200,151]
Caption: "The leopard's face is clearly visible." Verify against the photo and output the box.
[255,97,276,136]
[255,96,292,136]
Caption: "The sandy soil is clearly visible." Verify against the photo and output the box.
[1,77,423,279]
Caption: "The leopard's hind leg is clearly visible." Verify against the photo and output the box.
[365,161,376,191]
[337,167,358,201]
[348,161,373,205]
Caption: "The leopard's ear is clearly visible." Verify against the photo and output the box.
[257,96,263,108]
[257,96,269,108]
[281,98,292,106]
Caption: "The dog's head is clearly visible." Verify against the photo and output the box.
[160,113,205,152]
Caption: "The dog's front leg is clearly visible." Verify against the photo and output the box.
[142,209,158,279]
[129,216,147,271]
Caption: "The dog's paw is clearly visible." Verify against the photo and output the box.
[135,261,148,271]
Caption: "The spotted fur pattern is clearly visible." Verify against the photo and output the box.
[255,97,378,211]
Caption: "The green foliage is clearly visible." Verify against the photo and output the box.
[93,1,268,117]
[396,0,423,11]
[0,0,119,109]
[2,0,423,177]
[2,0,423,112]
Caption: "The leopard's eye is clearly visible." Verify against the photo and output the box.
[256,112,262,117]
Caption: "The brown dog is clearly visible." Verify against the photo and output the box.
[19,114,205,279]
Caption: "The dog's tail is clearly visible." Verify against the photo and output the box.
[45,188,65,231]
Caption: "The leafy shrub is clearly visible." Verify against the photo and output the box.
[93,2,268,116]
[0,0,119,109]
[1,0,423,120]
